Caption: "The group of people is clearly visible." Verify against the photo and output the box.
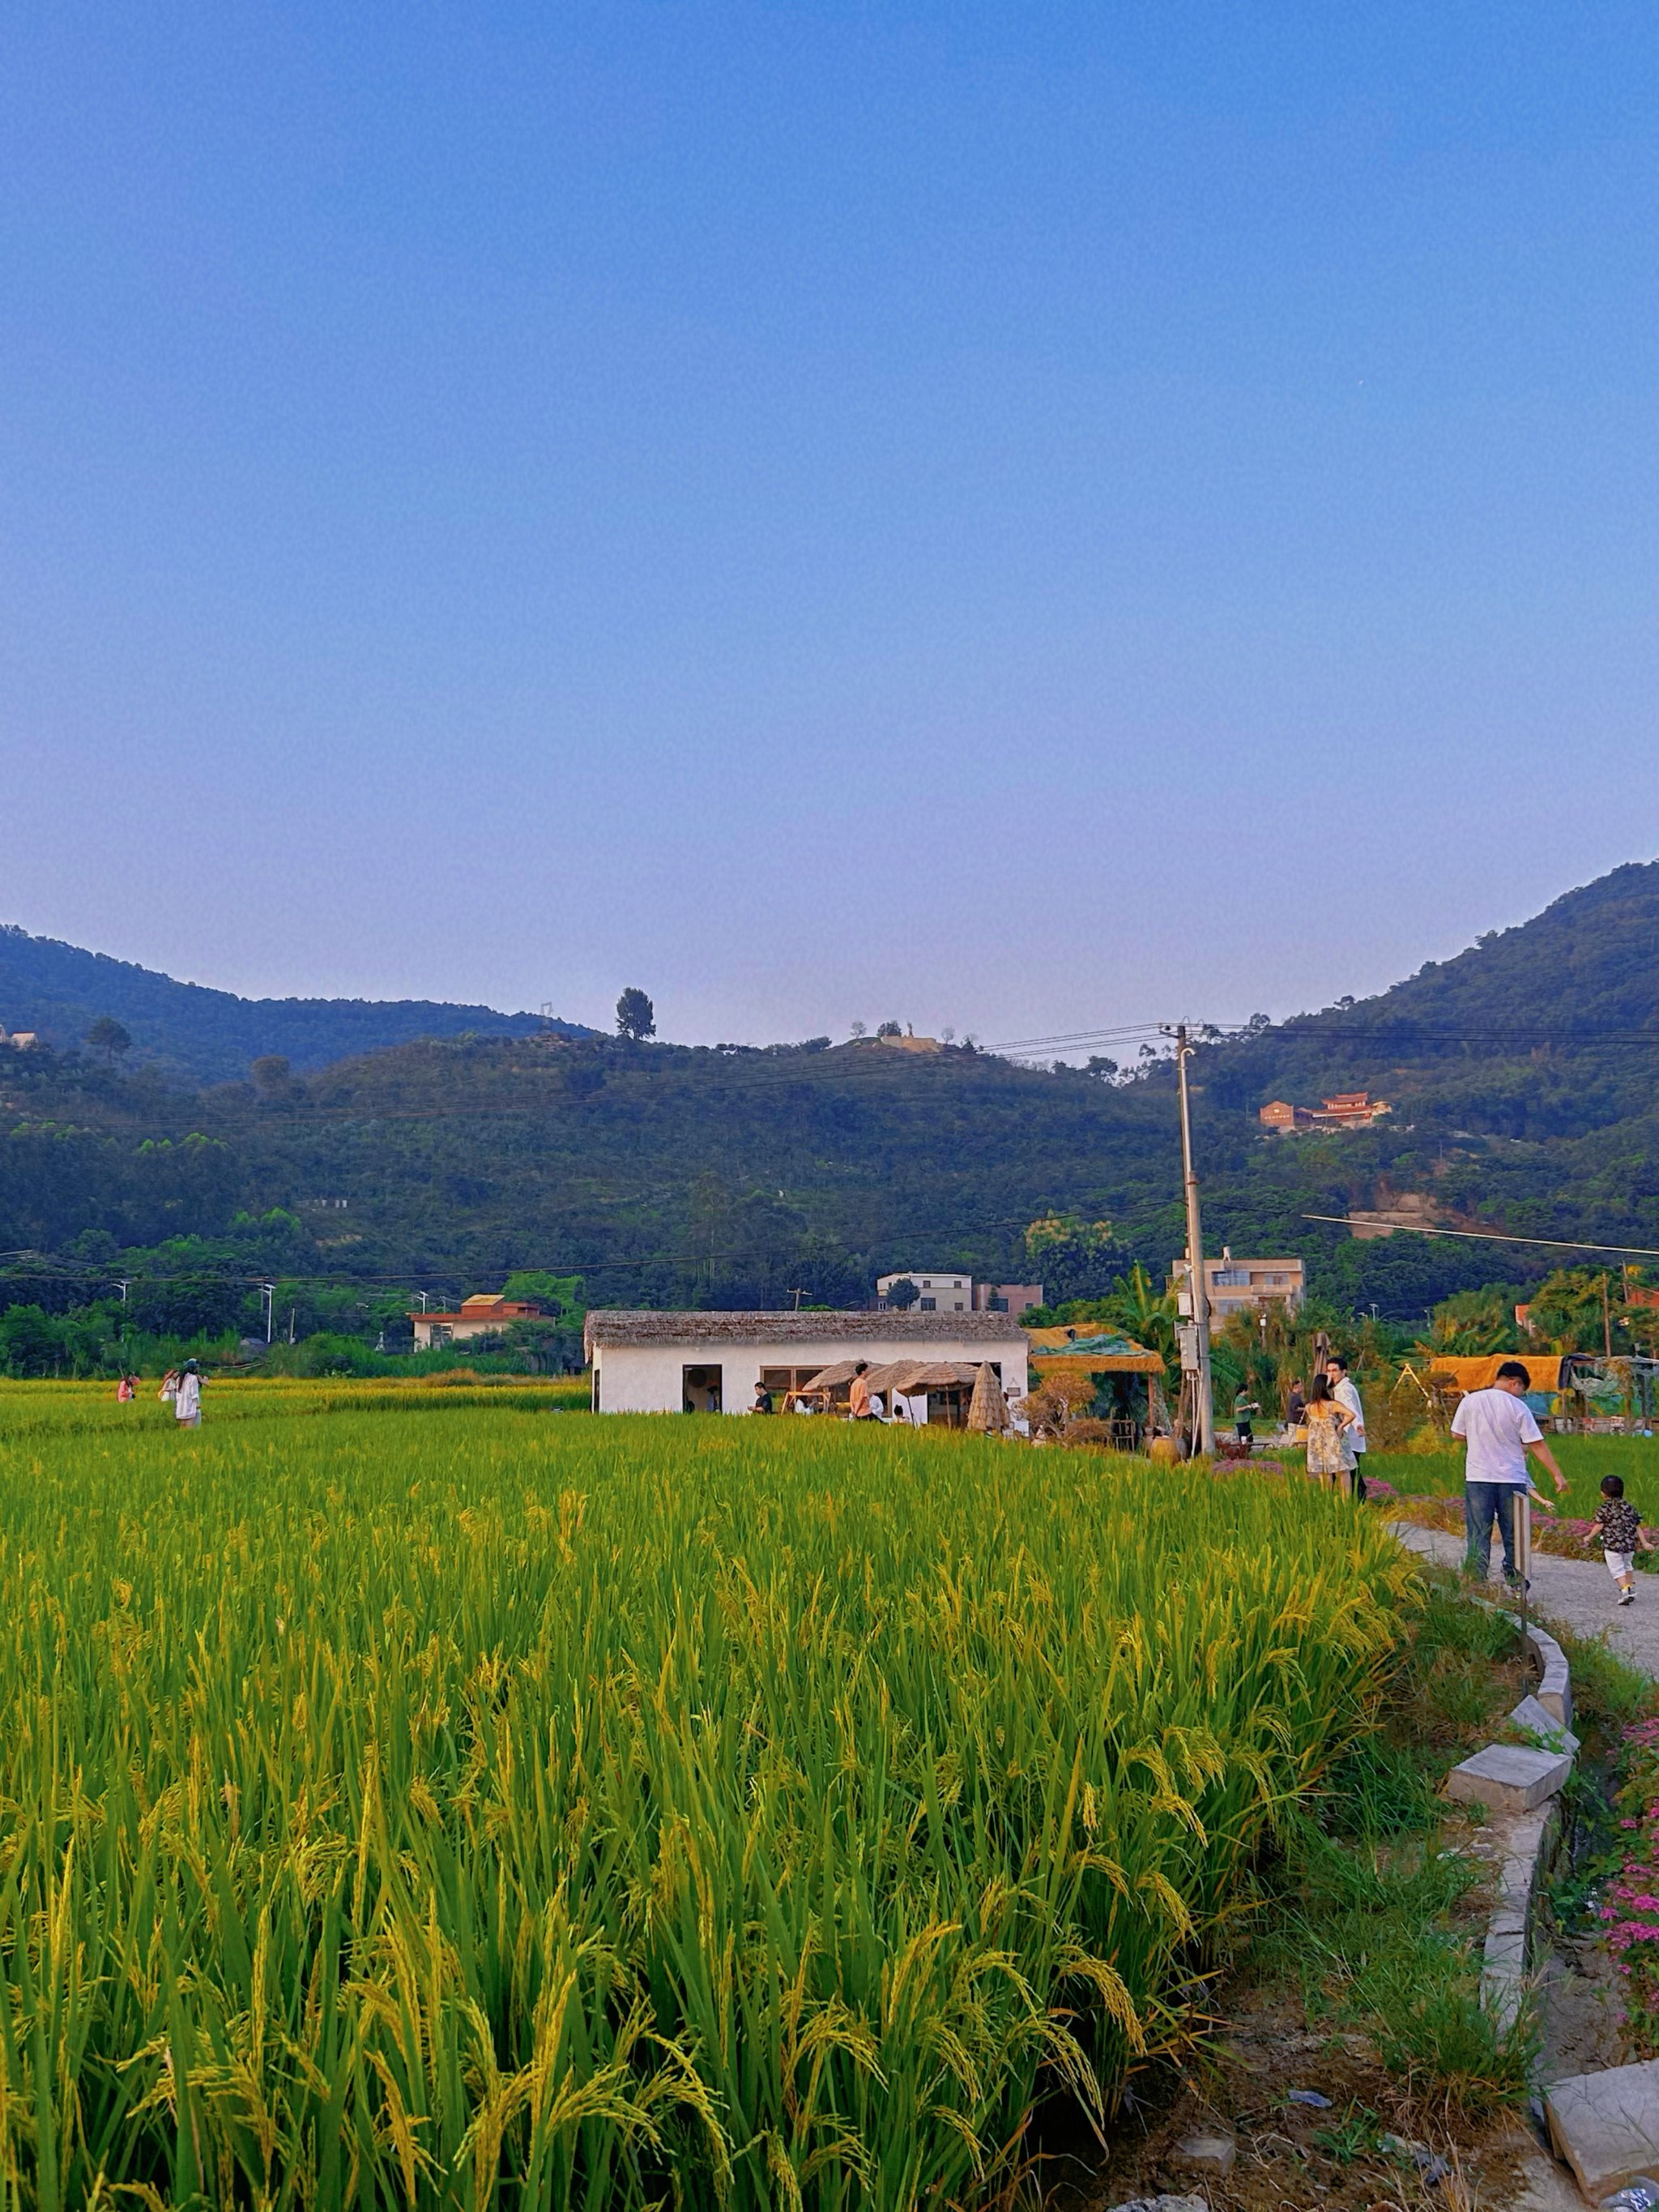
[1234,1356,1368,1498]
[119,1361,203,1425]
[1450,1359,1655,1608]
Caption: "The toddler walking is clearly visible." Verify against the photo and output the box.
[1581,1475,1656,1606]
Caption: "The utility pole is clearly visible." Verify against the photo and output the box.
[1174,1023,1215,1456]
[262,1283,275,1344]
[1602,1272,1613,1357]
[787,1287,807,1311]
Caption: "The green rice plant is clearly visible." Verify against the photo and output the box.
[0,1403,1413,2207]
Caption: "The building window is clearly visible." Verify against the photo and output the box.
[919,1297,936,1311]
[989,1296,1008,1312]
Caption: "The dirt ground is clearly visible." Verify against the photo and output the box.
[1043,1957,1542,2212]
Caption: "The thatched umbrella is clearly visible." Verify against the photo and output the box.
[966,1362,1009,1433]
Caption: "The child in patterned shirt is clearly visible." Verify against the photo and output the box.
[1580,1475,1656,1607]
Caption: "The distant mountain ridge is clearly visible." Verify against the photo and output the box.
[0,925,594,1083]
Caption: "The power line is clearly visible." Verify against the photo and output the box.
[1303,1215,1659,1260]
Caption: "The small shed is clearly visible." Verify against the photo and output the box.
[1025,1326,1166,1442]
[585,1310,1030,1416]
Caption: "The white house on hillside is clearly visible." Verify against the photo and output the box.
[586,1309,1029,1417]
[875,1270,971,1311]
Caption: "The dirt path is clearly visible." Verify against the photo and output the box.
[1392,1521,1659,1678]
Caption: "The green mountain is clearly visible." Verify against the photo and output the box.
[1193,858,1659,1134]
[0,925,593,1083]
[2,860,1656,1335]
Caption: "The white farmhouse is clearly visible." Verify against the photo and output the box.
[586,1309,1028,1419]
[875,1270,973,1312]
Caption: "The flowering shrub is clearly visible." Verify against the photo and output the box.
[1599,1714,1659,2056]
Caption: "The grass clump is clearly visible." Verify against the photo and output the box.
[1250,1569,1537,2120]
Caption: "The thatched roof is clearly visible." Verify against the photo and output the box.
[1025,1325,1162,1374]
[586,1309,1025,1356]
[799,1358,988,1394]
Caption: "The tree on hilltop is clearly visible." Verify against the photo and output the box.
[616,989,655,1042]
[87,1016,131,1065]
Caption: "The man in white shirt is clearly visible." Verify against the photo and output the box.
[1451,1360,1567,1586]
[1325,1356,1366,1501]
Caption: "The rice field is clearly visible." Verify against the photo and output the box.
[0,1392,1414,2209]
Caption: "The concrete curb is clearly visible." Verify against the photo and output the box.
[1478,1799,1562,2032]
[1515,1616,1573,1731]
[1386,1536,1577,2033]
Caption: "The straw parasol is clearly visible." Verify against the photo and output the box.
[966,1362,1009,1433]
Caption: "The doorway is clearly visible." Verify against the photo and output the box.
[683,1364,723,1414]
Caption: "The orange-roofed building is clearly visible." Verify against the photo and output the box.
[410,1293,543,1348]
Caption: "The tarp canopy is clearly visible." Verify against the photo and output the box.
[1025,1326,1163,1374]
[1425,1354,1570,1394]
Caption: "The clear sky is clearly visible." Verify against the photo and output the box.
[3,2,1657,1048]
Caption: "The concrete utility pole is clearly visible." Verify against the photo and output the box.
[262,1282,275,1343]
[1175,1023,1216,1456]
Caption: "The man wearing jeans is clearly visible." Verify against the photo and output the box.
[1452,1360,1567,1586]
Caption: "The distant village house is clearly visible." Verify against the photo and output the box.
[408,1292,543,1349]
[875,1272,1043,1315]
[1258,1090,1390,1133]
[1171,1253,1306,1319]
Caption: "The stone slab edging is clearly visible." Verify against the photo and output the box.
[1478,1797,1562,2032]
[1468,1608,1574,2034]
[1383,1546,1578,2035]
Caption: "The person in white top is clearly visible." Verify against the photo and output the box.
[173,1360,203,1428]
[1450,1360,1567,1586]
[1325,1356,1367,1501]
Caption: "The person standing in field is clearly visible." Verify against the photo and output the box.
[1327,1355,1367,1501]
[173,1360,203,1428]
[1452,1360,1567,1587]
[1284,1377,1306,1428]
[116,1373,134,1401]
[751,1378,774,1414]
[848,1362,875,1420]
[1302,1374,1355,1492]
[1233,1384,1260,1445]
[1580,1474,1656,1607]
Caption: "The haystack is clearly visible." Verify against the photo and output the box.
[966,1361,1009,1433]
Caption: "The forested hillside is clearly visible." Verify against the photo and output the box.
[1189,859,1659,1137]
[1,860,1656,1339]
[0,925,591,1081]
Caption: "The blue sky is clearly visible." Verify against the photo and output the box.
[3,2,1656,1046]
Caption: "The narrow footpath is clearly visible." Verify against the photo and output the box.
[1392,1522,1659,1678]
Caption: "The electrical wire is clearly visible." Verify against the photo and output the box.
[1303,1215,1659,1260]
